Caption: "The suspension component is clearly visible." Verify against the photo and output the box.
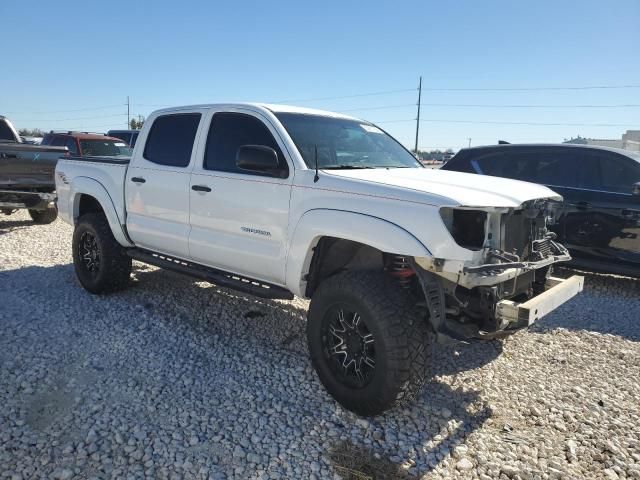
[387,255,415,289]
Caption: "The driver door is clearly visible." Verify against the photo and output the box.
[188,109,293,284]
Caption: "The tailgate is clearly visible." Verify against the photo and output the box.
[0,144,67,188]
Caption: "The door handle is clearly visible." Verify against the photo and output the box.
[131,177,146,184]
[191,185,211,192]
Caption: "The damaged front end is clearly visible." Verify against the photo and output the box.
[412,199,583,341]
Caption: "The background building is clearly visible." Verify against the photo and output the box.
[564,130,640,152]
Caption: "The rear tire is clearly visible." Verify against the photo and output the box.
[29,206,58,224]
[72,213,132,294]
[307,271,431,416]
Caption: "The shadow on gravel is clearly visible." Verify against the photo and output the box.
[431,340,503,377]
[531,269,640,342]
[328,382,492,479]
[328,440,414,479]
[0,218,34,236]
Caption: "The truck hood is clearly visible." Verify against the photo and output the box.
[323,167,562,208]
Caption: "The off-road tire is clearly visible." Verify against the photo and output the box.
[72,213,132,294]
[307,271,432,416]
[28,206,58,224]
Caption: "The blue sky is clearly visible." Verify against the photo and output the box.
[2,0,639,150]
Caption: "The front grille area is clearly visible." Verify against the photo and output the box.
[502,211,548,261]
[532,238,551,260]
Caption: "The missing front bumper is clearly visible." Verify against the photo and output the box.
[495,275,584,326]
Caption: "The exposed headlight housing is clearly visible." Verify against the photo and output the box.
[440,208,487,251]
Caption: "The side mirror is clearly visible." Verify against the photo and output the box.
[633,182,640,196]
[236,145,283,177]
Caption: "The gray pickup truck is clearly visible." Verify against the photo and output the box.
[0,116,66,223]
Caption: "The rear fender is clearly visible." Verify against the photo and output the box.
[69,177,133,247]
[285,209,431,297]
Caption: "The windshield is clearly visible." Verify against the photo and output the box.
[275,113,422,169]
[79,139,132,157]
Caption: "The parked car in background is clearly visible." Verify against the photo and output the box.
[442,144,640,277]
[42,131,132,157]
[20,136,43,145]
[0,116,66,223]
[55,103,583,415]
[107,129,140,147]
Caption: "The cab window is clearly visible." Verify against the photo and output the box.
[599,154,640,194]
[64,138,79,155]
[143,114,201,167]
[203,113,288,176]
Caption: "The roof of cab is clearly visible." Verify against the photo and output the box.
[151,103,360,121]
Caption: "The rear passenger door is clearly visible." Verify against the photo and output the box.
[188,109,293,284]
[125,111,205,259]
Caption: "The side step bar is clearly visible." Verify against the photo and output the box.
[127,249,294,300]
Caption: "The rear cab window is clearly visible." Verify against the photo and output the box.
[112,132,132,145]
[143,113,202,167]
[80,139,132,157]
[65,138,79,155]
[50,136,68,147]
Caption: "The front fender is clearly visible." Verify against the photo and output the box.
[285,209,431,297]
[69,177,134,247]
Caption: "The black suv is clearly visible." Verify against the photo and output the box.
[442,144,640,277]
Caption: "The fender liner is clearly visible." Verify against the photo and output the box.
[70,177,134,247]
[285,209,431,297]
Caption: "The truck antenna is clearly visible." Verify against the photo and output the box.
[314,144,319,183]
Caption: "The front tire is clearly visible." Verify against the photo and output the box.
[72,213,132,294]
[29,206,58,224]
[307,271,431,416]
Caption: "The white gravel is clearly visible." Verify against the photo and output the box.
[1,211,639,480]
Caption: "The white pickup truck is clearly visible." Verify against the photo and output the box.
[56,103,583,415]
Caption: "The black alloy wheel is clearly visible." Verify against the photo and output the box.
[79,231,101,275]
[72,213,132,294]
[322,305,376,388]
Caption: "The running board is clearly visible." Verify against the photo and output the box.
[127,249,294,300]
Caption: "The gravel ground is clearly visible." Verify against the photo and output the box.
[1,211,639,480]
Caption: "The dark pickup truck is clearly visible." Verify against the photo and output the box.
[0,116,66,224]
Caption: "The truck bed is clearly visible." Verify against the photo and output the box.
[55,156,130,228]
[0,142,68,190]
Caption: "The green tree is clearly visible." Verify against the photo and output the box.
[18,128,45,137]
[129,117,145,130]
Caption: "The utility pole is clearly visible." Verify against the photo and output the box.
[127,96,130,129]
[468,137,472,148]
[414,76,422,154]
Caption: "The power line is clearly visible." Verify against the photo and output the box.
[274,83,640,104]
[414,77,422,153]
[133,103,172,108]
[273,88,417,104]
[421,84,640,91]
[5,104,125,115]
[372,118,632,127]
[339,103,640,112]
[5,82,640,115]
[20,113,128,122]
